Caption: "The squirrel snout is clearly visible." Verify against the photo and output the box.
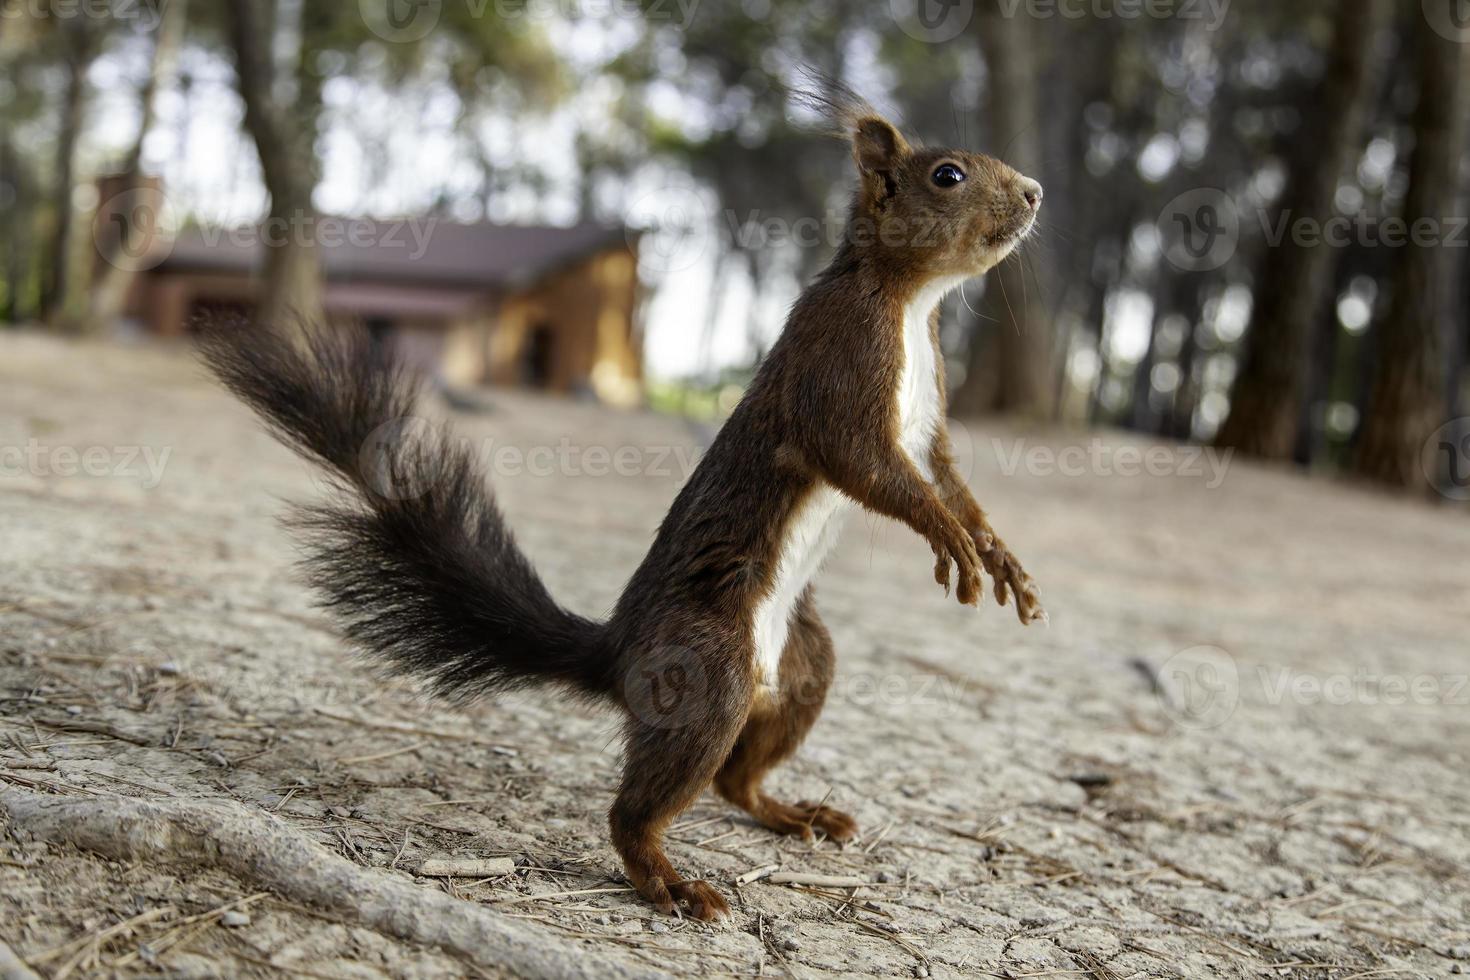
[1019,177,1043,211]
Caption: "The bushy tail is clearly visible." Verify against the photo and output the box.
[198,319,614,701]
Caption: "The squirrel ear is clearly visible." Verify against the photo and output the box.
[852,116,910,177]
[852,116,910,206]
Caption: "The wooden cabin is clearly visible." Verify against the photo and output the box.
[115,208,643,406]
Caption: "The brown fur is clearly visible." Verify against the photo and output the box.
[602,105,1046,919]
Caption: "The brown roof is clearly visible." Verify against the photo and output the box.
[156,219,630,291]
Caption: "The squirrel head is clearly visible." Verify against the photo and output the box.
[846,113,1042,284]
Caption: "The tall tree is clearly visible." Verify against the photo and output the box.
[951,4,1054,418]
[88,0,190,331]
[1215,2,1390,458]
[1353,13,1469,491]
[39,15,103,324]
[227,0,324,327]
[0,135,32,323]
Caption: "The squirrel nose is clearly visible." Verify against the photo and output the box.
[1019,178,1043,210]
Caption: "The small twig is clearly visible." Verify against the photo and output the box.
[801,788,835,837]
[313,707,483,743]
[736,864,781,886]
[765,872,868,889]
[489,886,635,907]
[337,741,424,766]
[0,937,42,980]
[417,856,516,878]
[33,906,175,978]
[390,827,412,870]
[854,920,929,965]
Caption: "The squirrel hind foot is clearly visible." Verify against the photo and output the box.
[655,878,729,921]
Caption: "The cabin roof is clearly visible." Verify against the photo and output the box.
[156,219,632,292]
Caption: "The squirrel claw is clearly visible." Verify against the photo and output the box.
[933,555,952,593]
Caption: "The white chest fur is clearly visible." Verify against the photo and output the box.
[896,276,965,479]
[749,277,966,689]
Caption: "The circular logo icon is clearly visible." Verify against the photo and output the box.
[358,416,438,501]
[890,0,973,43]
[622,645,710,730]
[360,0,442,43]
[626,186,714,277]
[1159,189,1240,272]
[742,0,773,20]
[92,183,178,273]
[1423,0,1470,43]
[1155,645,1239,730]
[1423,417,1470,501]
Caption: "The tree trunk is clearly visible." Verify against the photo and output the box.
[951,6,1054,418]
[40,18,101,326]
[87,0,189,332]
[1353,15,1469,492]
[227,0,323,327]
[1133,275,1193,433]
[0,135,30,323]
[1215,0,1390,459]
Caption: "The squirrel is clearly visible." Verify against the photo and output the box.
[199,88,1046,922]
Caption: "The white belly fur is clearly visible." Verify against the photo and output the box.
[750,275,969,688]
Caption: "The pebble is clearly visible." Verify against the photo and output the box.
[220,911,251,928]
[649,922,669,934]
[158,662,181,676]
[779,938,799,952]
[330,806,352,819]
[65,705,82,716]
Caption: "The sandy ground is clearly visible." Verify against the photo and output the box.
[1,330,1468,979]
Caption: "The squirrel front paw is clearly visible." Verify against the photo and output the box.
[931,520,982,607]
[975,534,1046,626]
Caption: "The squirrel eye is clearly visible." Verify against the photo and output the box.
[932,164,966,188]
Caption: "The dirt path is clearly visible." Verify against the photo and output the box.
[2,332,1467,978]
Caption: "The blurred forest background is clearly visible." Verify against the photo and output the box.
[1,0,1468,499]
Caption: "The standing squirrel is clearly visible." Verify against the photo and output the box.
[201,90,1046,922]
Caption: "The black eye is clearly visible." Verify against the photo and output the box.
[932,164,966,188]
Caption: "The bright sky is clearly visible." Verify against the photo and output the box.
[78,22,782,382]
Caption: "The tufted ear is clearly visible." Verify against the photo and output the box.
[852,116,910,206]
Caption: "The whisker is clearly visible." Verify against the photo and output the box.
[958,279,996,321]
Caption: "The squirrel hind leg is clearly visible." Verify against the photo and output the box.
[610,635,752,920]
[714,592,858,844]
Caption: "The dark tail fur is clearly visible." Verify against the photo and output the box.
[198,319,613,701]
